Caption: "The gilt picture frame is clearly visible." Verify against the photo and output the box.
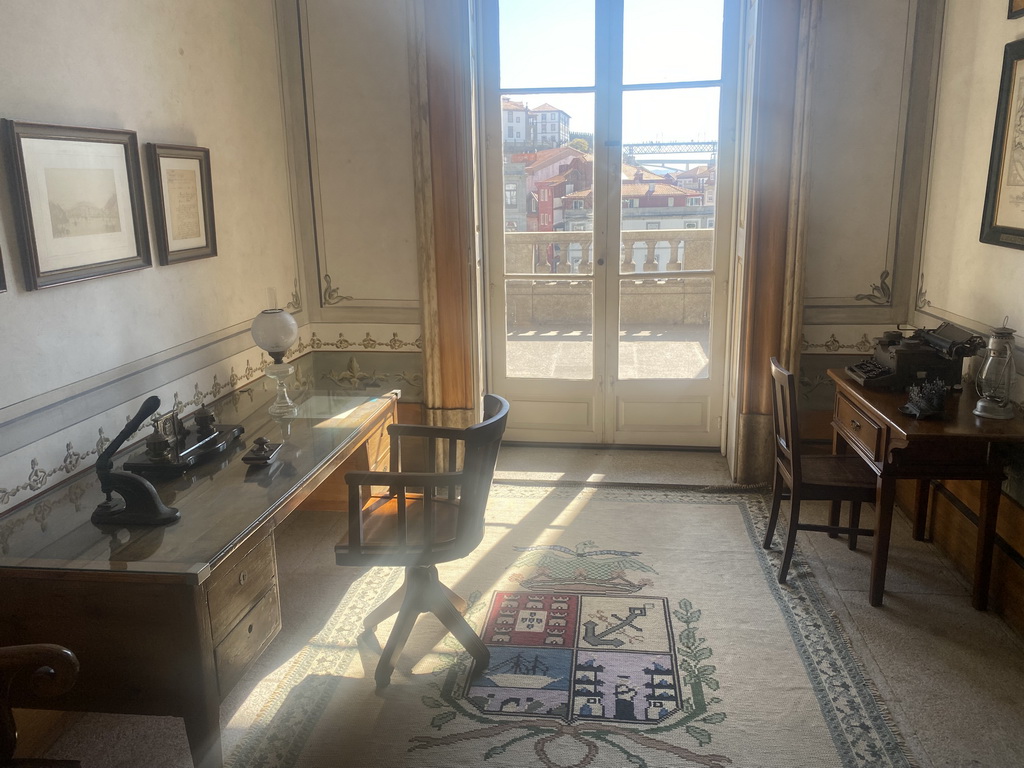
[1010,0,1024,20]
[2,120,151,290]
[981,39,1024,249]
[147,143,216,265]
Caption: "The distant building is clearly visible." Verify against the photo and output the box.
[531,103,571,149]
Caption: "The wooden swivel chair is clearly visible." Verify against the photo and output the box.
[762,358,877,583]
[0,644,80,768]
[336,394,509,688]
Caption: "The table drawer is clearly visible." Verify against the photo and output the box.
[835,393,883,461]
[207,534,276,644]
[215,584,281,697]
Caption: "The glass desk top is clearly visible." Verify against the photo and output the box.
[0,385,396,582]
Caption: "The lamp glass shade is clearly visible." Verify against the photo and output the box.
[973,324,1016,419]
[251,309,299,362]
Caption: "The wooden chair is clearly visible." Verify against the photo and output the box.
[762,358,877,583]
[336,394,509,688]
[0,644,80,768]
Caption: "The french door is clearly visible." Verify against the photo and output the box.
[480,0,737,446]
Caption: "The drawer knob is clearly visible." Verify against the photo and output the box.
[849,419,861,430]
[247,623,254,635]
[238,571,248,586]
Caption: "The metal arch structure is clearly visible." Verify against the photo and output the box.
[622,140,718,155]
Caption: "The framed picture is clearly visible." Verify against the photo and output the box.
[1011,1,1024,20]
[2,120,151,290]
[0,246,6,293]
[147,143,216,264]
[981,39,1024,249]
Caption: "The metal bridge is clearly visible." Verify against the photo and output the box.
[622,140,718,155]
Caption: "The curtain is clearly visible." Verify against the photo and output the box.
[408,0,479,429]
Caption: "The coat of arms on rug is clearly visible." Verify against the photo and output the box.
[414,541,730,768]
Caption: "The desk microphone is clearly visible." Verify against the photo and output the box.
[92,397,179,527]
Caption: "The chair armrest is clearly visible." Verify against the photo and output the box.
[0,644,79,698]
[388,423,467,441]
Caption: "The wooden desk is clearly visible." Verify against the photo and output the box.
[827,369,1024,610]
[0,383,398,768]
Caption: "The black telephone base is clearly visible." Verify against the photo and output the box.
[124,424,244,477]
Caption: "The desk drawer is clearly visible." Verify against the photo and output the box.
[215,584,281,696]
[835,394,883,461]
[207,534,277,644]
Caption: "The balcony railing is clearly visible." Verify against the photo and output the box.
[502,228,714,327]
[504,228,714,275]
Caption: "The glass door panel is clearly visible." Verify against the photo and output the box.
[618,276,712,380]
[506,278,593,380]
[623,0,724,84]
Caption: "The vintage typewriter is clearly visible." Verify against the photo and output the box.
[845,322,985,391]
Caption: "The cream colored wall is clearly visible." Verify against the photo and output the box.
[0,0,300,403]
[918,0,1024,349]
[0,0,304,510]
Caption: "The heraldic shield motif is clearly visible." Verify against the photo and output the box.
[467,591,685,724]
[447,541,724,743]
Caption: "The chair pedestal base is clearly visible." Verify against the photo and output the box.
[365,565,489,689]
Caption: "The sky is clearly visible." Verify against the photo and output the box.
[497,0,725,143]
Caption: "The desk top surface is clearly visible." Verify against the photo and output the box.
[0,383,396,581]
[828,368,1024,442]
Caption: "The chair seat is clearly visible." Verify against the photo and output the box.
[800,455,877,494]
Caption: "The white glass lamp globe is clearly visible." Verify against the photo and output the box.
[251,309,298,364]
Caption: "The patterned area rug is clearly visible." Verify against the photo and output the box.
[224,484,916,768]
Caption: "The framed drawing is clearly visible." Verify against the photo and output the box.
[981,39,1024,249]
[2,120,150,290]
[1011,1,1024,20]
[147,143,216,264]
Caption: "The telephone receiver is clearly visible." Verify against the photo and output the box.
[92,396,180,527]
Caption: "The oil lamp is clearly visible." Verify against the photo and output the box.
[251,308,299,416]
[973,319,1017,420]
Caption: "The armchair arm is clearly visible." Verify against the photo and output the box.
[387,423,468,441]
[0,643,79,698]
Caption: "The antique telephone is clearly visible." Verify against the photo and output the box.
[91,396,180,527]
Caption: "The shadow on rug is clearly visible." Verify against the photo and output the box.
[225,485,916,768]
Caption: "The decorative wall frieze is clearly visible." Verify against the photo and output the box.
[300,323,422,353]
[801,328,878,354]
[320,356,424,393]
[0,345,281,512]
[853,270,892,305]
[0,323,424,514]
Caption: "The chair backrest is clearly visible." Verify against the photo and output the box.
[452,394,510,550]
[769,357,802,487]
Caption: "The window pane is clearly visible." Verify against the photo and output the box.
[500,91,594,275]
[499,0,595,89]
[506,279,593,380]
[618,277,711,380]
[623,0,724,85]
[619,88,718,273]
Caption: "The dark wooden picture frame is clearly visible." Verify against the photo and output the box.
[1010,0,1024,20]
[2,120,151,290]
[147,143,216,265]
[981,39,1024,249]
